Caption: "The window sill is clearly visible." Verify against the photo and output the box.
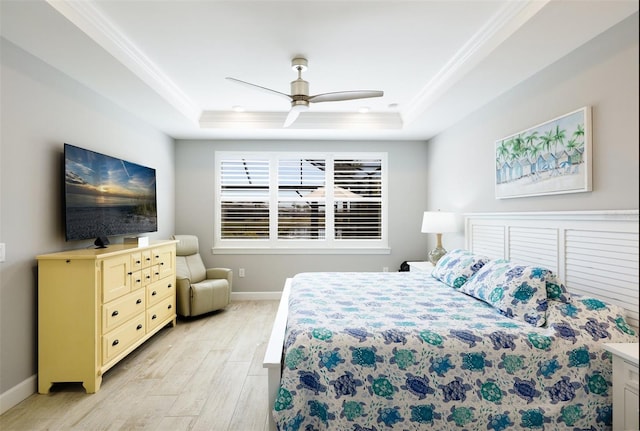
[211,247,391,255]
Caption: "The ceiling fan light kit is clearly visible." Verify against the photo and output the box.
[226,57,384,128]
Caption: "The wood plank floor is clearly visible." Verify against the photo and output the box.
[0,300,279,431]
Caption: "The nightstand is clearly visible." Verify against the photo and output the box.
[407,261,434,273]
[603,342,639,431]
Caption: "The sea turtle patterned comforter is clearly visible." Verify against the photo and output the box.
[273,271,638,430]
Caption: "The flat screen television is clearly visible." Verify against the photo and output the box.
[64,143,157,245]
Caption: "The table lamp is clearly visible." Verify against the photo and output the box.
[421,211,457,265]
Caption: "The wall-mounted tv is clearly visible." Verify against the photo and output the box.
[64,143,157,244]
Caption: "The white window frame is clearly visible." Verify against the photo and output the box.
[213,151,389,254]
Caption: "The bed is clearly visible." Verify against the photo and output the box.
[264,210,639,430]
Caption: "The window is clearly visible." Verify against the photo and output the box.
[215,152,388,253]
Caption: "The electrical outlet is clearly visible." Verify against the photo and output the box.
[0,243,5,263]
[382,266,389,272]
[239,268,245,278]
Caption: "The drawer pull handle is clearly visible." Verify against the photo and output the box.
[146,275,151,279]
[146,257,151,261]
[136,299,142,304]
[168,283,172,288]
[155,272,160,276]
[136,260,141,264]
[112,339,119,346]
[152,291,157,296]
[152,314,157,320]
[127,272,133,275]
[155,255,160,259]
[168,304,172,310]
[111,310,119,317]
[160,262,164,266]
[136,324,143,330]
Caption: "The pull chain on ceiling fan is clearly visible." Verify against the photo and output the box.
[226,57,384,127]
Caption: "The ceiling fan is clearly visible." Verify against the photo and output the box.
[226,57,384,127]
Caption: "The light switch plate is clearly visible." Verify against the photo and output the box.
[0,243,5,263]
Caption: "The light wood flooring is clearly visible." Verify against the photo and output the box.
[0,300,279,431]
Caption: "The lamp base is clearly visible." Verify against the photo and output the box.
[428,246,447,265]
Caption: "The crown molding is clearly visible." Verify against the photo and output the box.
[402,0,549,126]
[45,0,201,123]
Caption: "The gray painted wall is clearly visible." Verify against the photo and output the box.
[0,40,175,397]
[174,140,430,293]
[428,12,639,251]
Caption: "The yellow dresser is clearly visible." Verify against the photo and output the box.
[37,240,177,393]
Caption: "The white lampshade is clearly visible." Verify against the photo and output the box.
[421,211,457,265]
[421,211,457,234]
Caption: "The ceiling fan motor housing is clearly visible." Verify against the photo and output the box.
[291,79,309,98]
[290,57,310,100]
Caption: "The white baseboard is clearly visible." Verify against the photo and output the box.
[0,374,37,415]
[231,291,282,301]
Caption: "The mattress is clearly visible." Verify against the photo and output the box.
[273,271,638,430]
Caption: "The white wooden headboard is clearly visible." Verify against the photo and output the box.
[465,210,639,330]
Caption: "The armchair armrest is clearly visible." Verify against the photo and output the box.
[174,275,193,317]
[206,268,233,290]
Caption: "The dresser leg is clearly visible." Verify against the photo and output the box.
[38,381,52,395]
[82,376,102,394]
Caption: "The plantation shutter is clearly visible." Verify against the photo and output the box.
[219,158,270,238]
[334,158,382,240]
[216,152,387,249]
[277,158,326,240]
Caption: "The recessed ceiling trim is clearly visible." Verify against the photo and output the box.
[45,0,201,123]
[199,111,403,130]
[401,0,549,126]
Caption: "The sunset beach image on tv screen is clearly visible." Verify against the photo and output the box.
[64,144,157,241]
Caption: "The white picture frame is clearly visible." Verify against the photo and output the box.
[495,106,592,199]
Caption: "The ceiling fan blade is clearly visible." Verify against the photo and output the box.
[308,90,383,103]
[225,77,292,100]
[283,104,309,128]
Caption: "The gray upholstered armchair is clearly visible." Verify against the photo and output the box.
[171,235,232,317]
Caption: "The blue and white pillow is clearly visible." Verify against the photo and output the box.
[546,295,637,340]
[431,249,490,288]
[460,260,550,327]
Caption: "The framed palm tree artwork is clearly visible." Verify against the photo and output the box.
[495,106,592,199]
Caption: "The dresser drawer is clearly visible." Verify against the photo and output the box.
[147,278,175,307]
[622,358,639,389]
[147,296,175,332]
[130,252,143,271]
[150,264,161,283]
[102,290,146,333]
[102,315,146,363]
[141,267,153,287]
[141,249,153,268]
[131,270,144,290]
[624,386,639,431]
